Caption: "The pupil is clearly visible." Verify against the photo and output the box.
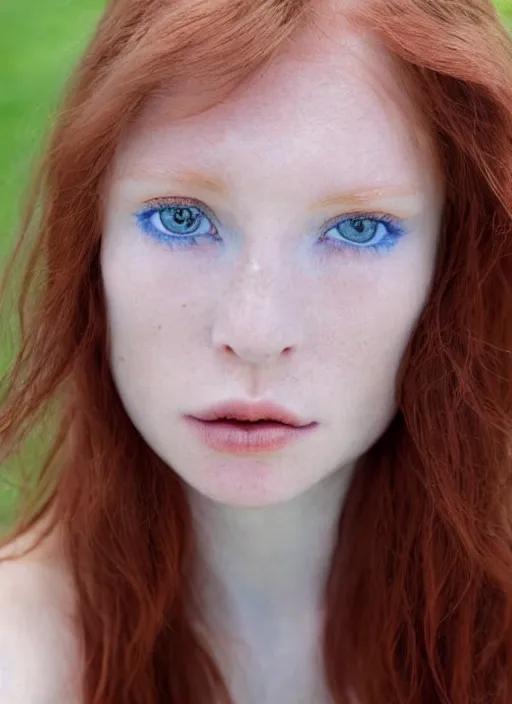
[161,206,200,232]
[175,208,190,225]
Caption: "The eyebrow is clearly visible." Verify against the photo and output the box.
[126,167,423,211]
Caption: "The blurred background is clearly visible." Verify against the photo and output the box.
[0,0,511,528]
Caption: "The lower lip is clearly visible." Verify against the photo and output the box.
[186,417,318,454]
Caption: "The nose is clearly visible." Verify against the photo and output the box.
[211,257,303,366]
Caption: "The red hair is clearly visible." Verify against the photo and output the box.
[1,0,512,702]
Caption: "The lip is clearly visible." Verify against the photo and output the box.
[185,400,318,454]
[190,400,314,427]
[185,417,318,454]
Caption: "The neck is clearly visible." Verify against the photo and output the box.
[186,466,353,644]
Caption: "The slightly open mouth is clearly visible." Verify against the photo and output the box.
[215,418,290,427]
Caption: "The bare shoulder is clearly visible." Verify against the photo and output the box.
[0,521,83,703]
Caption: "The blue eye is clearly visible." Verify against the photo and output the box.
[321,214,406,254]
[134,200,406,254]
[135,201,219,248]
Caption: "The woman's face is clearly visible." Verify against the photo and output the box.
[101,12,444,508]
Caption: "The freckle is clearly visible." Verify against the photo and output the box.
[156,324,162,331]
[181,303,188,309]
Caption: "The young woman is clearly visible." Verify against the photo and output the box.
[0,0,511,702]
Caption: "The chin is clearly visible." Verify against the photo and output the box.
[180,459,333,509]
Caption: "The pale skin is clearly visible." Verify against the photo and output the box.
[0,3,444,703]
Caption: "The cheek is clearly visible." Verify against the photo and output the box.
[100,237,212,396]
[101,232,206,329]
[312,255,432,392]
[101,257,187,435]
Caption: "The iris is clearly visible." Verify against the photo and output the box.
[134,199,406,255]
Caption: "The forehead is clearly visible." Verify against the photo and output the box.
[112,11,439,196]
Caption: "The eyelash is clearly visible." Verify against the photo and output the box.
[134,196,407,255]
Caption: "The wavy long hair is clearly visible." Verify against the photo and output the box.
[1,0,512,702]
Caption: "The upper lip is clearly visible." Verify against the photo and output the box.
[189,400,315,428]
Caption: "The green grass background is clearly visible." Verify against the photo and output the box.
[0,1,511,525]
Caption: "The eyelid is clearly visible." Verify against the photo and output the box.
[136,195,414,234]
[323,210,398,227]
[138,195,217,221]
